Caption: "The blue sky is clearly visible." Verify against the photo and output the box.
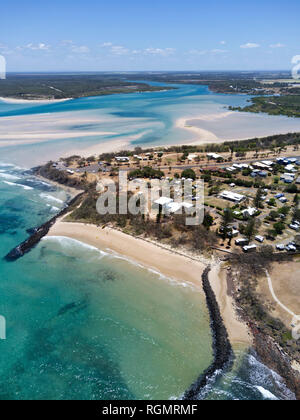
[1,0,300,71]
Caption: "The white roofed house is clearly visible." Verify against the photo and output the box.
[242,207,258,218]
[153,197,194,215]
[285,164,297,173]
[220,190,246,203]
[187,153,198,161]
[115,156,130,163]
[207,153,223,160]
[154,197,173,207]
[252,162,273,171]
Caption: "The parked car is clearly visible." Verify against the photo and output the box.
[286,244,296,252]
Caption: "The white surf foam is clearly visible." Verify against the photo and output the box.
[255,386,278,400]
[40,193,64,204]
[2,181,33,190]
[0,172,21,181]
[42,236,108,258]
[104,248,200,291]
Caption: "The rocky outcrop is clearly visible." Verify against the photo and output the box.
[183,266,233,400]
[5,192,84,262]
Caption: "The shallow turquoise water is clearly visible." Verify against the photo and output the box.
[0,84,296,399]
[0,164,214,400]
[0,83,251,166]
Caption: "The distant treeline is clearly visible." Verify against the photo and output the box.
[0,74,173,100]
[98,132,300,162]
[230,95,300,118]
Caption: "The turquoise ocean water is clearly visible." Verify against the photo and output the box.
[0,83,296,399]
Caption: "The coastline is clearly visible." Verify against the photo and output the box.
[0,96,73,104]
[47,220,208,290]
[46,219,253,348]
[176,111,300,146]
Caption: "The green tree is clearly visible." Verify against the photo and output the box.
[274,222,285,235]
[181,169,196,180]
[278,206,290,216]
[254,188,264,208]
[293,208,300,222]
[269,210,279,221]
[244,218,257,240]
[220,208,234,240]
[203,213,214,230]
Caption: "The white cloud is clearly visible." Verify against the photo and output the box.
[110,45,130,55]
[270,43,285,48]
[22,43,51,51]
[143,48,175,56]
[220,41,226,45]
[240,42,260,49]
[59,41,90,54]
[100,43,176,57]
[100,42,129,55]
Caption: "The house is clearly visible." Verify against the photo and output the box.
[154,197,173,206]
[280,174,294,183]
[165,202,182,213]
[255,235,265,243]
[242,207,258,218]
[261,160,274,167]
[253,162,272,171]
[235,238,250,246]
[285,164,296,172]
[133,155,143,161]
[243,244,257,253]
[220,191,245,203]
[207,153,223,160]
[115,156,130,163]
[226,166,237,173]
[188,154,198,161]
[230,229,239,238]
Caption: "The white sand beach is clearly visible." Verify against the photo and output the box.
[0,97,73,104]
[176,117,218,143]
[47,220,207,291]
[178,111,300,145]
[47,219,252,346]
